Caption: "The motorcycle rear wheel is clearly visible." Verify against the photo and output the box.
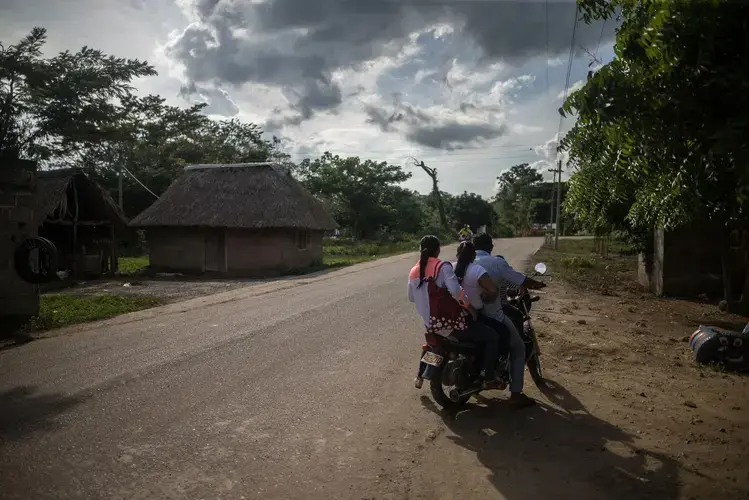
[429,365,471,409]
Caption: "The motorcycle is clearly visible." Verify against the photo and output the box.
[417,262,548,409]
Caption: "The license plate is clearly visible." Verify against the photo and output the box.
[422,351,444,367]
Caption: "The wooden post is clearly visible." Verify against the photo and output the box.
[72,178,79,278]
[554,159,562,250]
[111,223,118,274]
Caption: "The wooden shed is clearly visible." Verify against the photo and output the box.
[36,168,131,277]
[130,163,338,276]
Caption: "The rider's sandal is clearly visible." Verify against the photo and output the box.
[509,392,536,408]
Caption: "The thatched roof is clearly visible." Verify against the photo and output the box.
[36,168,131,236]
[130,163,338,231]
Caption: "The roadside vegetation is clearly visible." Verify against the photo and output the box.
[533,238,637,296]
[118,256,150,274]
[22,295,160,333]
[322,237,422,267]
[561,0,749,313]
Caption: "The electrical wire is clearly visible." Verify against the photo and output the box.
[594,18,607,61]
[121,166,160,199]
[556,2,580,155]
[545,0,550,96]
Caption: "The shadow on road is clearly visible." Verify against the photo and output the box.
[0,386,85,443]
[421,379,685,500]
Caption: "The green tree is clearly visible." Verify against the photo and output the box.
[80,95,286,218]
[563,0,749,310]
[294,152,412,239]
[452,192,496,233]
[0,27,155,162]
[494,163,545,236]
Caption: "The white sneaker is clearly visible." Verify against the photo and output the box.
[414,377,424,389]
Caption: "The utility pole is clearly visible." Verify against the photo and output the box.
[547,166,557,227]
[554,159,562,250]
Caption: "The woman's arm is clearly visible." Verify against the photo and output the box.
[438,262,463,302]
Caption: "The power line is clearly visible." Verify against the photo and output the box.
[545,0,550,96]
[121,165,159,200]
[594,18,607,61]
[553,2,580,250]
[557,3,580,144]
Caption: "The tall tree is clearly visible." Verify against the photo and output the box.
[294,153,412,239]
[415,160,449,230]
[564,0,749,311]
[0,27,156,163]
[451,192,497,232]
[79,94,286,218]
[494,163,545,236]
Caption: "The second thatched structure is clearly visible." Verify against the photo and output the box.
[130,163,338,276]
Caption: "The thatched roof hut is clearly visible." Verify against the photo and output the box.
[131,163,337,276]
[130,163,337,230]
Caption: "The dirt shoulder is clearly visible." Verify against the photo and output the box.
[532,240,749,498]
[411,238,749,500]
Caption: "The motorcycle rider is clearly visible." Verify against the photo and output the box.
[408,235,503,390]
[458,224,473,241]
[473,233,546,407]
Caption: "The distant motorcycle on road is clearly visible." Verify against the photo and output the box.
[417,262,549,409]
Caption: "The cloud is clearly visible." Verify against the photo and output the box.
[363,100,507,150]
[164,0,615,123]
[556,79,586,100]
[179,82,239,116]
[510,124,544,135]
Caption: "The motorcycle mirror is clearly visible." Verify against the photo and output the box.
[534,262,547,275]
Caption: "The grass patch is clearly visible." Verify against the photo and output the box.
[322,237,421,266]
[118,255,149,274]
[285,237,423,276]
[532,238,638,295]
[24,295,160,332]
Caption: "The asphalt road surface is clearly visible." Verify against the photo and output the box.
[0,237,541,500]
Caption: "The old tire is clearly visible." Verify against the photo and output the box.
[14,237,58,284]
[527,354,545,388]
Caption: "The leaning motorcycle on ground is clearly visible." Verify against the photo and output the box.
[417,262,549,409]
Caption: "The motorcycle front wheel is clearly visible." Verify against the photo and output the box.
[527,354,544,388]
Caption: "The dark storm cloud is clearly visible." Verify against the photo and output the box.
[170,0,614,126]
[364,101,507,150]
[406,122,507,150]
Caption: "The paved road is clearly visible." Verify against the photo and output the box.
[0,238,541,500]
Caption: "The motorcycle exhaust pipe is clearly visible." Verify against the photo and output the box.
[448,386,482,402]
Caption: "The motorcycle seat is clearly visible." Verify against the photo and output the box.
[443,335,478,351]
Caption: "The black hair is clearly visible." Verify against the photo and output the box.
[473,233,494,253]
[417,235,441,288]
[454,241,476,281]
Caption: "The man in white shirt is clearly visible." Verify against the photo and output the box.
[473,233,545,407]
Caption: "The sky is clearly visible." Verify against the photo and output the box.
[0,0,616,198]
